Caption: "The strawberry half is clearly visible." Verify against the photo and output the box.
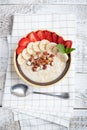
[57,36,64,44]
[52,32,58,43]
[36,30,45,40]
[18,37,30,47]
[44,30,52,42]
[16,46,25,55]
[27,32,39,42]
[64,40,72,48]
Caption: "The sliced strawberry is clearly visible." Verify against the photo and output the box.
[57,36,64,44]
[18,37,30,47]
[36,30,45,40]
[64,40,72,48]
[16,46,25,55]
[27,32,39,42]
[52,32,58,43]
[44,30,52,42]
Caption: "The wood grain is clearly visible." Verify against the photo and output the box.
[0,0,87,4]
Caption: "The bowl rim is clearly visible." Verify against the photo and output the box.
[13,30,72,87]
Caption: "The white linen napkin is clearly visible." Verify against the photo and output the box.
[2,14,76,128]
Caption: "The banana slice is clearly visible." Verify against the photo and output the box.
[32,41,40,52]
[39,40,50,51]
[27,42,35,55]
[17,53,26,65]
[22,48,31,60]
[46,42,56,53]
[57,52,68,62]
[52,46,58,55]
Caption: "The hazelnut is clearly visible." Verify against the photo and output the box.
[50,61,53,66]
[49,57,53,62]
[38,59,43,64]
[36,52,41,55]
[43,51,49,55]
[33,64,39,68]
[29,57,33,62]
[43,65,47,70]
[33,59,37,64]
[41,60,46,65]
[50,54,54,58]
[31,55,34,58]
[41,54,46,59]
[45,59,49,64]
[36,52,42,58]
[32,67,37,72]
[31,51,55,71]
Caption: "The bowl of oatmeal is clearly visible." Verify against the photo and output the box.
[14,30,72,87]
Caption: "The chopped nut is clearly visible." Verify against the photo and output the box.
[31,55,34,58]
[41,54,46,59]
[30,51,55,72]
[36,52,41,55]
[50,61,53,66]
[43,51,49,55]
[49,57,53,62]
[50,54,54,57]
[33,59,37,64]
[32,67,37,72]
[29,57,33,62]
[36,67,41,71]
[36,52,42,58]
[38,59,43,64]
[41,60,46,65]
[45,59,50,64]
[33,64,39,68]
[43,65,47,70]
[26,61,31,66]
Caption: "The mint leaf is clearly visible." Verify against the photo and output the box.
[65,48,70,53]
[65,48,75,54]
[57,44,66,54]
[57,43,75,54]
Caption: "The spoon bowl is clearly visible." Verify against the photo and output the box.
[11,84,29,97]
[11,84,69,99]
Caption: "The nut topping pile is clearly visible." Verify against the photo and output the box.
[27,52,55,72]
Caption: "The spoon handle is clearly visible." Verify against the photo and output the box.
[33,92,69,99]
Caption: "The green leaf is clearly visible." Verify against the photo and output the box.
[57,44,66,54]
[57,43,75,54]
[65,48,75,54]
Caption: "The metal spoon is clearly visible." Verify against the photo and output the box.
[11,84,69,99]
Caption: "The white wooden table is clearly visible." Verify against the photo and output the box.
[0,1,87,129]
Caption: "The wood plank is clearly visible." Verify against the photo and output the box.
[0,0,87,5]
